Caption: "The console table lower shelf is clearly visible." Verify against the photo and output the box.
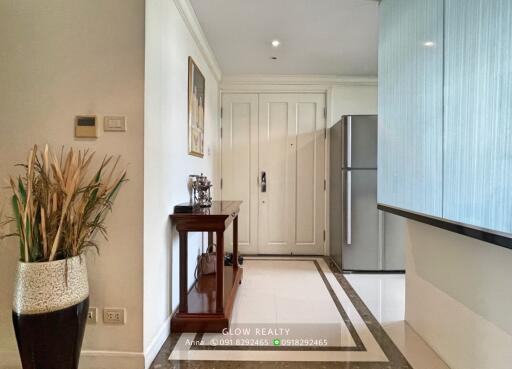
[171,266,243,332]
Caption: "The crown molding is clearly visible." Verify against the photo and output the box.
[221,74,378,90]
[173,0,223,82]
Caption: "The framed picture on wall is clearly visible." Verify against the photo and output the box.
[188,57,205,157]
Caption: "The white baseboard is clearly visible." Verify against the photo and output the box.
[144,316,171,369]
[0,350,145,369]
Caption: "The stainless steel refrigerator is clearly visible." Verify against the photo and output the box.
[329,115,405,271]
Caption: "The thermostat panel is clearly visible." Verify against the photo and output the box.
[75,115,98,138]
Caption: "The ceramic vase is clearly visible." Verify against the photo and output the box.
[12,255,89,369]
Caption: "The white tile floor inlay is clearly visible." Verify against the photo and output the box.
[170,257,388,362]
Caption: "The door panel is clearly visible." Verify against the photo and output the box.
[296,103,319,245]
[258,94,326,255]
[221,94,259,253]
[342,170,379,270]
[258,98,292,250]
[267,102,289,245]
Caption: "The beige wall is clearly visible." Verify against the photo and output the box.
[143,0,220,366]
[0,0,145,368]
[405,220,512,369]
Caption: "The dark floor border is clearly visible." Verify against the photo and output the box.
[190,258,365,352]
[378,203,512,250]
[151,256,413,369]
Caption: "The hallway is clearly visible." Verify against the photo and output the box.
[150,257,448,369]
[1,1,511,368]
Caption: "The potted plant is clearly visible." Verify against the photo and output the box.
[0,145,126,369]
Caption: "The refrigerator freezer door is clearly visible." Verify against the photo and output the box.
[343,115,378,169]
[342,169,380,271]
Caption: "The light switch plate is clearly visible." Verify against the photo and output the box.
[104,115,127,132]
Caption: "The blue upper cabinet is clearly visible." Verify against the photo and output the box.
[378,0,444,216]
[443,0,512,233]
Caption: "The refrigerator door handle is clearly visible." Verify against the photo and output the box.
[346,170,352,245]
[346,116,352,168]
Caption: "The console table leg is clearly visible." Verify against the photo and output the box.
[233,216,239,268]
[208,231,214,250]
[216,231,224,313]
[179,231,188,313]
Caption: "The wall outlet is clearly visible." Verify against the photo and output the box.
[87,307,97,324]
[103,308,126,324]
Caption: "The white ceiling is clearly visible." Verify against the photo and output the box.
[189,0,378,76]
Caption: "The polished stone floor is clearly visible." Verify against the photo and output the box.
[150,257,449,369]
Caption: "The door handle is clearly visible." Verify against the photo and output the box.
[346,171,352,245]
[261,171,267,192]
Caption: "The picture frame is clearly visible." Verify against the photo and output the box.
[188,56,205,157]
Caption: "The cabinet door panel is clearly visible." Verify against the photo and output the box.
[443,0,512,233]
[378,0,444,216]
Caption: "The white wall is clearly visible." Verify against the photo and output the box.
[0,1,145,368]
[143,0,220,366]
[405,220,512,369]
[329,84,378,126]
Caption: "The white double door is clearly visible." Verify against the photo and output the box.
[221,93,326,255]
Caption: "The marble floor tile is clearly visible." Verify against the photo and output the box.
[149,257,447,369]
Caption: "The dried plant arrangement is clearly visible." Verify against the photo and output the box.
[1,145,127,262]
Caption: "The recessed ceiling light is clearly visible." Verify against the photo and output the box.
[423,41,435,48]
[271,40,281,47]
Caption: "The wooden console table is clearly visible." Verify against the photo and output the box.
[170,201,243,332]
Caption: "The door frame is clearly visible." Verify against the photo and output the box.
[220,82,332,256]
